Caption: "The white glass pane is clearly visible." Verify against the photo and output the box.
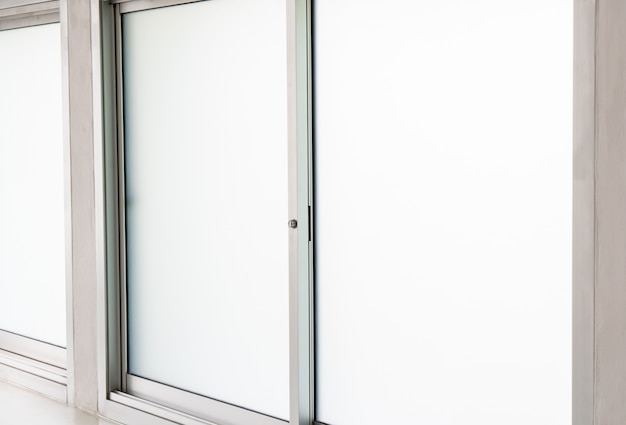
[123,0,288,419]
[0,24,66,348]
[315,2,572,425]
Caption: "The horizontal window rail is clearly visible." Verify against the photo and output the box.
[0,0,58,30]
[125,375,287,425]
[0,330,65,369]
[108,0,202,15]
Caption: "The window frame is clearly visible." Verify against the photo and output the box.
[0,1,59,30]
[87,1,597,425]
[96,1,314,425]
[0,2,72,404]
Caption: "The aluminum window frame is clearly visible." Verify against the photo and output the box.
[0,3,72,403]
[90,1,594,425]
[96,1,314,425]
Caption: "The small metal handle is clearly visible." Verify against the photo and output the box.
[288,219,298,229]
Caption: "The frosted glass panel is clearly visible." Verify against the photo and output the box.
[123,0,288,419]
[0,24,66,347]
[315,2,572,425]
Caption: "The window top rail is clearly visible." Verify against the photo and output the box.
[0,0,58,30]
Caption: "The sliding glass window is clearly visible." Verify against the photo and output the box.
[102,1,572,425]
[0,13,66,388]
[108,0,290,424]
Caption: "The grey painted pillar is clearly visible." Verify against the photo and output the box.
[595,0,626,423]
[576,0,626,423]
[60,0,98,412]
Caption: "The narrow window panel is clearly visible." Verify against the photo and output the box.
[0,23,66,348]
[122,0,289,419]
[314,1,572,424]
